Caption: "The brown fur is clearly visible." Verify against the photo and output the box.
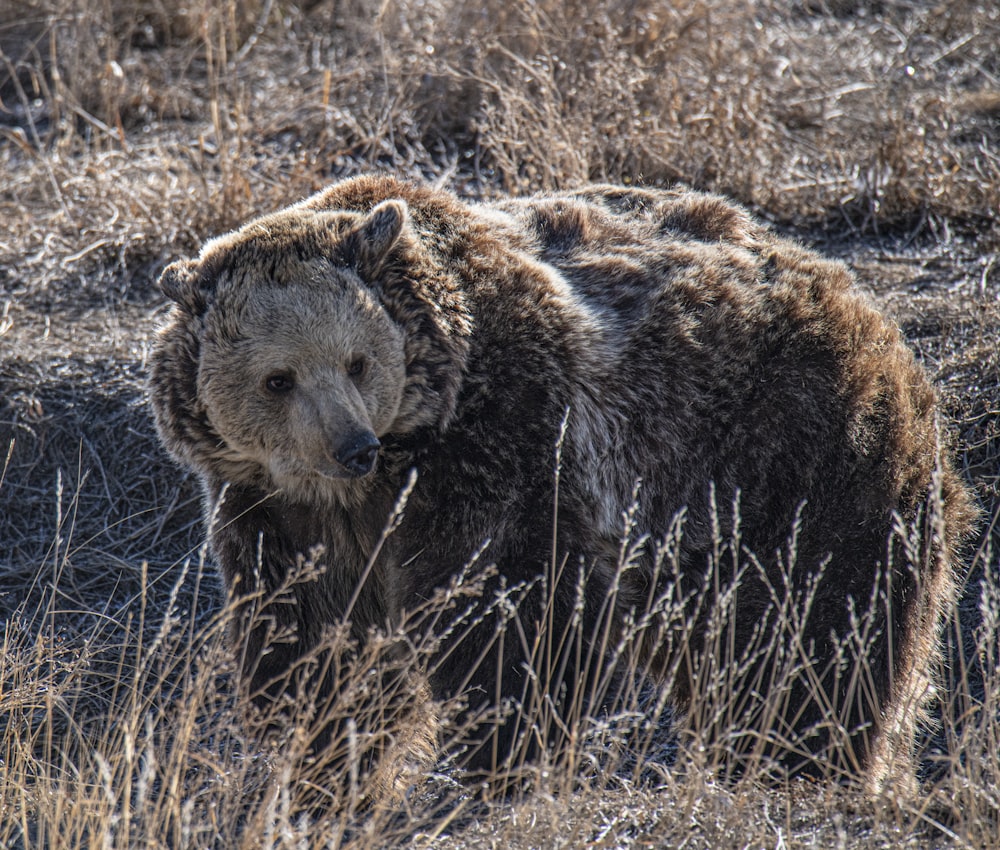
[149,175,977,796]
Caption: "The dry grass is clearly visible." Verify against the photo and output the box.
[1,0,999,846]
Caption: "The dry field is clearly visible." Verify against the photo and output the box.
[1,0,999,847]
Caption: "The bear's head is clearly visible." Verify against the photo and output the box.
[151,199,448,503]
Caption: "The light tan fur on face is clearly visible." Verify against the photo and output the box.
[197,259,406,504]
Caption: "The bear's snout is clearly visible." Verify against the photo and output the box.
[336,431,381,477]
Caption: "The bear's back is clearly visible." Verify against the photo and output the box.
[486,185,947,565]
[492,187,795,340]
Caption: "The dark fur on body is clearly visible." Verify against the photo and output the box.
[150,175,976,795]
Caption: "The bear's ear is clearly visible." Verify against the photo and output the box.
[158,259,208,313]
[338,200,408,279]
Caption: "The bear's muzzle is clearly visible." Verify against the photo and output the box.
[334,431,381,477]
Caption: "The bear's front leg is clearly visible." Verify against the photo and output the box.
[206,483,329,709]
[207,482,436,804]
[407,534,615,783]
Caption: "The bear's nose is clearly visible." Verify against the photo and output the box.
[336,432,381,476]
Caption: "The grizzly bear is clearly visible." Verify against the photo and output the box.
[149,174,976,796]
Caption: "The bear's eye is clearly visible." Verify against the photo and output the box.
[264,373,295,394]
[347,357,367,380]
